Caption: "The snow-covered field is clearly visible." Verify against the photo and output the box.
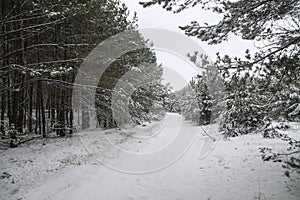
[0,113,299,200]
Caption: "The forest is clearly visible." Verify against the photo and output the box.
[0,0,300,199]
[0,0,299,181]
[0,0,169,143]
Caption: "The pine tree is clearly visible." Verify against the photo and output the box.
[0,0,137,141]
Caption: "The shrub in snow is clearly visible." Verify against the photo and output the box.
[260,135,300,178]
[220,88,266,137]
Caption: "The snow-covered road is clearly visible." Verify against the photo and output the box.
[5,113,300,200]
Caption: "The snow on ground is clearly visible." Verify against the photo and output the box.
[0,113,299,200]
[0,117,167,200]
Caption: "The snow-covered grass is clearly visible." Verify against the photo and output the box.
[0,134,87,199]
[0,115,299,200]
[0,118,166,200]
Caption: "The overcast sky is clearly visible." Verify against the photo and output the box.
[122,0,258,90]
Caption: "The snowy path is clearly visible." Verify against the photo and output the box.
[4,113,300,200]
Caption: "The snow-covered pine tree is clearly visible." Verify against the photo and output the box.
[219,73,266,137]
[95,41,168,128]
[189,75,212,125]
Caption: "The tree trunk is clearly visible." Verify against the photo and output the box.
[16,0,25,133]
[38,81,46,137]
[28,83,33,133]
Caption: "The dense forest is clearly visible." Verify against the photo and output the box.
[0,0,299,175]
[0,0,168,145]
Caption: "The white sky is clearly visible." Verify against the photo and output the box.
[122,0,258,90]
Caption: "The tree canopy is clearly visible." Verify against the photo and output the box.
[140,0,300,63]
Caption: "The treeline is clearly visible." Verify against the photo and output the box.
[140,0,300,136]
[0,0,166,143]
[168,52,300,136]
